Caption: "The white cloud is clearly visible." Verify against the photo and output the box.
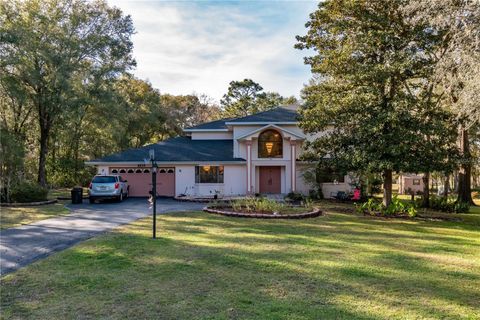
[108,0,317,102]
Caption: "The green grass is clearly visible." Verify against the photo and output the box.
[48,188,88,199]
[1,205,479,319]
[0,201,70,230]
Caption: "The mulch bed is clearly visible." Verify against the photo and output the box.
[361,212,463,222]
[203,206,323,219]
[0,199,58,207]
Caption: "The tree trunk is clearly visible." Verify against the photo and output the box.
[457,127,474,205]
[383,169,393,207]
[453,171,459,192]
[37,99,51,188]
[422,172,430,208]
[443,174,450,198]
[38,124,49,187]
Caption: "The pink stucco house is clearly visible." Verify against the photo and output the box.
[86,106,352,198]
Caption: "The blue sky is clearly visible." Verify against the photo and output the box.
[108,0,318,102]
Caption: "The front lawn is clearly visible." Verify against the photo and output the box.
[0,202,70,230]
[1,207,479,319]
[48,188,88,199]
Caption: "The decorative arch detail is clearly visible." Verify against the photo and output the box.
[258,129,283,158]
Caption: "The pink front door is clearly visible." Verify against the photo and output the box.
[259,166,281,194]
[111,167,175,197]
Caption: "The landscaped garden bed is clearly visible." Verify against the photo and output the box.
[204,197,323,219]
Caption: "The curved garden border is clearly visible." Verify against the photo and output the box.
[203,206,323,219]
[175,197,216,203]
[0,199,58,207]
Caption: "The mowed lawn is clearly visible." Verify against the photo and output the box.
[1,205,480,319]
[0,202,69,230]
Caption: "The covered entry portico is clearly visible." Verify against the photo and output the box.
[238,124,306,195]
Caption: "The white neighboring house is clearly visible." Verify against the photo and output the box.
[86,105,353,198]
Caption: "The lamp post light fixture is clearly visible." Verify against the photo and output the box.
[149,149,158,239]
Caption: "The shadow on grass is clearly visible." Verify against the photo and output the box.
[2,211,479,319]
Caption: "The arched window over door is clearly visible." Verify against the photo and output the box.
[258,129,283,158]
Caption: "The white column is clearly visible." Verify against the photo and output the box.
[291,141,296,192]
[246,141,252,194]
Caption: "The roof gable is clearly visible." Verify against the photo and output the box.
[236,124,306,141]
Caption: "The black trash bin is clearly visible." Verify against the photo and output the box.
[71,187,83,204]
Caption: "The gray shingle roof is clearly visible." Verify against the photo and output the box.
[185,106,299,130]
[90,137,244,162]
[185,118,231,130]
[227,106,299,123]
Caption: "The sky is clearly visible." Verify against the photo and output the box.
[107,0,318,102]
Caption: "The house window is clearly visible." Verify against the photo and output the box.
[143,169,150,173]
[195,165,224,183]
[127,169,134,173]
[111,169,118,174]
[258,129,283,158]
[412,179,420,185]
[135,169,143,173]
[119,169,126,173]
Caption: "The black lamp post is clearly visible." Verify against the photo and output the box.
[149,149,158,239]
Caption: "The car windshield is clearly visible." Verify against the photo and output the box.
[92,176,116,183]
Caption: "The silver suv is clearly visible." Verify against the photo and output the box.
[88,175,129,204]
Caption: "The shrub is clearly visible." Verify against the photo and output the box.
[454,201,470,213]
[370,176,382,194]
[356,198,381,215]
[308,188,324,200]
[356,197,417,217]
[285,192,305,202]
[425,195,470,213]
[0,187,8,203]
[8,181,48,203]
[231,198,283,213]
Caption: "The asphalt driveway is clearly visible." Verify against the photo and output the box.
[0,198,204,276]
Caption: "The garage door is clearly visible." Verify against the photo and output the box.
[109,167,175,197]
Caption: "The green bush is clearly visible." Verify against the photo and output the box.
[453,201,470,213]
[285,192,305,202]
[356,198,382,215]
[9,181,48,203]
[424,195,470,213]
[308,188,324,200]
[356,197,417,217]
[231,198,284,213]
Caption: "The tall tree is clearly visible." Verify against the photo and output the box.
[404,0,480,204]
[296,0,451,206]
[161,93,222,135]
[221,79,296,118]
[0,0,135,186]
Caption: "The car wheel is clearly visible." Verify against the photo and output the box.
[89,197,95,204]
